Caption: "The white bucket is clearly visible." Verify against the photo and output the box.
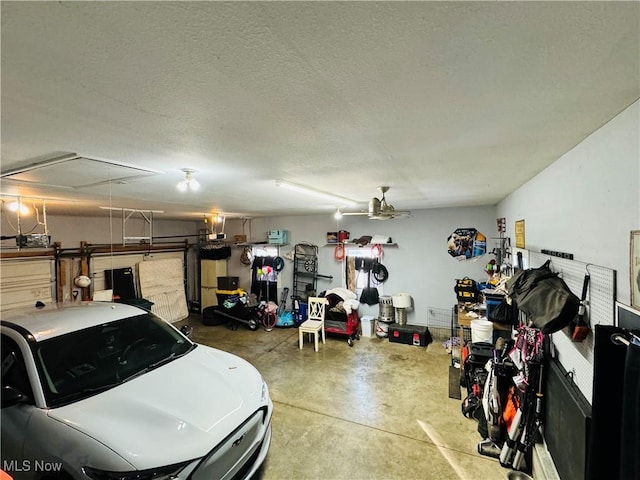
[471,319,493,344]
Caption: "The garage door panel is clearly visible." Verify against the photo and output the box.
[0,259,54,311]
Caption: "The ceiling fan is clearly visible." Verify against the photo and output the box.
[341,186,411,220]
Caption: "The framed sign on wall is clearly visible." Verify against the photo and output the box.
[515,219,525,249]
[631,230,640,309]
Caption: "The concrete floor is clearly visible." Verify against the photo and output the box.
[176,316,510,480]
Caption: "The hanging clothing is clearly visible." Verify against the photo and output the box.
[587,325,639,480]
[620,339,640,479]
[250,256,278,303]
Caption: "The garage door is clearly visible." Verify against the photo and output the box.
[0,258,54,311]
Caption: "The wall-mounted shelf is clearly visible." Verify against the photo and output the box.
[236,242,289,247]
[323,242,397,247]
[197,241,289,249]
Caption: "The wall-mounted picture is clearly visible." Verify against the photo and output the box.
[447,228,486,260]
[631,230,640,309]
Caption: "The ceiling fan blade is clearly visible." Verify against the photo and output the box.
[340,187,411,219]
[369,209,411,220]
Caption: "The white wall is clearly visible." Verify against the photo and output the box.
[498,100,640,306]
[2,205,499,323]
[230,206,497,325]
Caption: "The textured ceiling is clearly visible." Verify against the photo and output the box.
[1,2,638,220]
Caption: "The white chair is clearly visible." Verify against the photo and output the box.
[298,297,328,352]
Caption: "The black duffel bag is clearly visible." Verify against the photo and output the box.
[506,260,579,334]
[488,298,519,325]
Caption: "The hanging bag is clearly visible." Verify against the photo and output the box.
[506,260,579,334]
[488,298,519,325]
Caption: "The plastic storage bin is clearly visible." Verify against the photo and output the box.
[360,315,375,337]
[388,324,433,346]
[268,230,289,244]
[217,276,239,290]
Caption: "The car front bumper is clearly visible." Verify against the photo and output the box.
[177,408,272,480]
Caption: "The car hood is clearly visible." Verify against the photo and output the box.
[47,345,265,470]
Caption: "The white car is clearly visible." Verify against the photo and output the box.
[1,302,272,480]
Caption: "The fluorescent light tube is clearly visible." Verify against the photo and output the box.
[275,179,357,207]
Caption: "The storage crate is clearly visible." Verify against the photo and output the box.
[268,229,289,244]
[388,324,433,346]
[217,276,239,290]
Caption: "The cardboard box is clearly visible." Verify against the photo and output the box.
[457,302,489,327]
[457,304,476,327]
[388,324,433,346]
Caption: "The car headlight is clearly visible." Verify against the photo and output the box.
[83,460,192,480]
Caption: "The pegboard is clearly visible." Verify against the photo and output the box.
[527,251,616,404]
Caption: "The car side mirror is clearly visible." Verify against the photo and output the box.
[180,325,193,338]
[1,386,27,408]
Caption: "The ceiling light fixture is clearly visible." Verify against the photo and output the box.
[6,200,29,215]
[334,208,343,220]
[177,168,200,192]
[275,179,357,207]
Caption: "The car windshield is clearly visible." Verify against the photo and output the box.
[34,313,194,407]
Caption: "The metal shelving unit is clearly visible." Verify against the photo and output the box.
[292,243,318,301]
